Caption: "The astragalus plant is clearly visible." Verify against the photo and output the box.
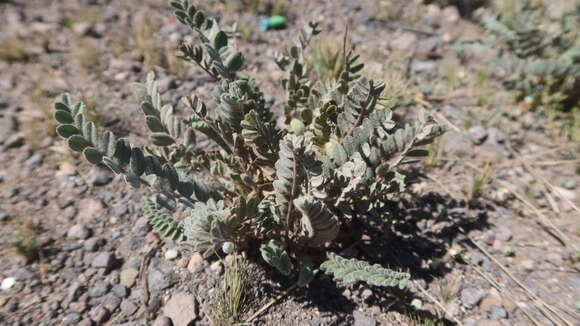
[52,0,444,289]
[480,2,580,111]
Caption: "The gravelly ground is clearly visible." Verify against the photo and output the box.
[0,0,578,325]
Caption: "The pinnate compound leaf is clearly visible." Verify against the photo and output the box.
[142,198,186,242]
[320,253,410,289]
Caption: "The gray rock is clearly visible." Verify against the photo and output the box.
[64,312,82,325]
[92,252,114,269]
[442,6,460,24]
[112,284,128,298]
[444,131,474,157]
[120,268,139,288]
[3,133,24,149]
[148,267,173,291]
[546,253,563,266]
[521,259,535,271]
[89,281,110,298]
[78,319,94,326]
[120,299,138,316]
[420,14,440,29]
[353,310,376,326]
[391,32,418,51]
[412,61,438,73]
[163,292,196,326]
[1,116,18,134]
[67,224,91,240]
[153,316,173,326]
[481,230,495,245]
[67,282,84,302]
[158,77,176,91]
[0,209,9,221]
[89,306,110,324]
[487,127,506,144]
[569,278,580,290]
[77,318,95,326]
[489,305,507,320]
[495,226,512,242]
[84,237,104,252]
[561,179,577,190]
[102,294,121,312]
[25,153,43,166]
[461,287,484,308]
[467,126,488,145]
[63,206,78,220]
[133,217,151,235]
[88,167,112,186]
[72,22,92,36]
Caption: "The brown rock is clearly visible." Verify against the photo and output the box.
[120,299,138,316]
[480,296,503,312]
[153,316,173,326]
[77,199,105,223]
[163,292,197,326]
[391,32,418,51]
[502,297,518,313]
[89,306,110,324]
[145,231,160,243]
[187,252,207,273]
[120,268,139,288]
[477,321,501,326]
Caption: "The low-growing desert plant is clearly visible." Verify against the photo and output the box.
[52,0,444,290]
[10,219,42,262]
[477,1,580,111]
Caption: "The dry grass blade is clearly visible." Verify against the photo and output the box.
[245,282,298,323]
[464,232,574,326]
[547,182,580,214]
[209,254,250,326]
[412,280,465,326]
[464,162,576,250]
[470,262,542,326]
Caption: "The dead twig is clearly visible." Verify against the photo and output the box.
[244,283,298,323]
[139,242,161,318]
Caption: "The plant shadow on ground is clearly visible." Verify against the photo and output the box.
[264,187,491,325]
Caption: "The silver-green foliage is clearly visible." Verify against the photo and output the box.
[53,0,445,290]
[320,253,409,289]
[477,2,580,109]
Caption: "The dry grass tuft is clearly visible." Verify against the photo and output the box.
[207,254,249,326]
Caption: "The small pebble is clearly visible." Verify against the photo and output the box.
[1,277,16,291]
[153,316,173,326]
[165,249,179,260]
[489,305,508,320]
[210,261,223,275]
